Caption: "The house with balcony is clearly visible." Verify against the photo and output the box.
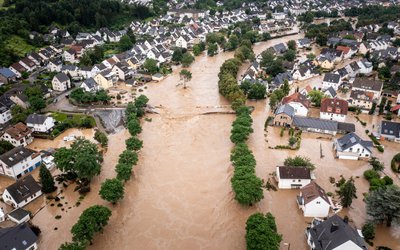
[0,146,42,179]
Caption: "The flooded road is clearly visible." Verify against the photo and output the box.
[31,31,400,249]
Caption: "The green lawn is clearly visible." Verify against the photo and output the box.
[51,112,96,127]
[5,36,36,57]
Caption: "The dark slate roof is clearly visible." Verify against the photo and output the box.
[278,166,311,179]
[54,72,69,83]
[337,122,355,133]
[275,104,295,117]
[8,208,30,221]
[82,78,97,89]
[337,68,348,78]
[26,114,48,125]
[352,78,383,92]
[324,87,337,97]
[309,215,367,250]
[4,175,41,204]
[323,73,340,83]
[336,132,373,152]
[0,223,38,250]
[293,116,338,132]
[0,146,36,167]
[381,121,400,137]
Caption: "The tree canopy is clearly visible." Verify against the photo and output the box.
[99,178,125,204]
[366,185,400,227]
[246,212,282,250]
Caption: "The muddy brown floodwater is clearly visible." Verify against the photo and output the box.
[32,32,400,250]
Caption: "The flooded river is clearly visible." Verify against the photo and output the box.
[32,32,400,249]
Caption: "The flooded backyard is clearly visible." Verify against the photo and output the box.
[29,32,400,249]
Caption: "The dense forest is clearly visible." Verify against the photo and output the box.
[344,5,400,27]
[0,0,153,66]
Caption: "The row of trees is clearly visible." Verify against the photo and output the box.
[230,107,264,206]
[70,88,111,105]
[246,212,282,250]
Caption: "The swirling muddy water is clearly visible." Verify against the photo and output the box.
[31,33,400,249]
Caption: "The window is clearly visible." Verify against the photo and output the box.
[316,201,320,204]
[298,179,301,182]
[292,180,296,182]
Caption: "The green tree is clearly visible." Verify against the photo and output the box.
[0,140,14,154]
[99,178,124,204]
[126,29,136,44]
[118,150,138,165]
[338,178,357,207]
[287,40,296,51]
[29,96,46,111]
[361,222,375,241]
[179,69,192,88]
[368,157,384,171]
[366,185,400,227]
[71,205,112,243]
[172,48,184,63]
[181,52,194,67]
[127,117,142,136]
[115,163,133,181]
[143,58,158,74]
[307,53,316,60]
[94,131,108,147]
[207,43,218,56]
[282,80,290,96]
[125,137,143,151]
[246,212,282,250]
[193,42,206,56]
[59,241,87,250]
[39,165,56,193]
[247,83,266,100]
[118,35,133,52]
[54,138,103,181]
[284,49,296,62]
[308,90,325,107]
[284,156,315,170]
[231,171,264,205]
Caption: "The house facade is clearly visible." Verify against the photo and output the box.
[334,132,373,160]
[52,72,71,92]
[273,104,294,127]
[0,146,42,179]
[26,114,55,133]
[379,121,400,142]
[0,223,38,250]
[320,98,348,122]
[297,182,332,217]
[2,175,42,208]
[352,78,383,100]
[276,166,312,189]
[0,105,12,124]
[281,92,310,117]
[1,123,33,147]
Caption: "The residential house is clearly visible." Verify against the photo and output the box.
[0,68,17,84]
[322,73,341,91]
[47,58,63,72]
[333,132,373,160]
[0,223,38,250]
[0,104,12,124]
[61,65,80,79]
[273,43,287,54]
[112,62,133,81]
[300,85,313,97]
[0,146,41,179]
[306,215,367,250]
[2,175,42,208]
[63,49,78,64]
[320,98,348,122]
[349,90,374,111]
[52,73,71,92]
[292,66,316,81]
[297,38,311,49]
[282,92,310,117]
[271,72,293,92]
[80,78,99,92]
[2,123,33,147]
[323,87,337,98]
[26,114,55,133]
[273,104,295,127]
[8,208,31,224]
[292,116,351,136]
[297,182,332,217]
[9,63,27,78]
[352,78,383,100]
[10,93,30,109]
[318,57,334,70]
[19,58,36,72]
[175,36,189,49]
[379,120,400,142]
[94,70,117,90]
[275,166,312,189]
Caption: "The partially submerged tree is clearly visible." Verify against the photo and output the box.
[246,212,282,250]
[115,163,133,181]
[125,137,143,151]
[39,165,56,193]
[283,156,315,170]
[366,185,400,227]
[99,178,125,204]
[338,178,357,207]
[179,69,192,88]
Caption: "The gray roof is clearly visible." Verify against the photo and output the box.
[293,116,338,132]
[0,223,38,250]
[309,215,367,250]
[352,78,383,92]
[381,121,400,138]
[8,208,30,221]
[337,122,356,133]
[54,72,69,83]
[26,114,48,125]
[336,132,372,152]
[82,78,97,89]
[5,175,41,204]
[323,73,340,83]
[0,146,36,167]
[278,166,311,179]
[324,87,337,97]
[275,104,295,117]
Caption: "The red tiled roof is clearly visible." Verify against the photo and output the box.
[282,92,311,108]
[320,98,348,115]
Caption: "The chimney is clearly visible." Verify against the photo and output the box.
[330,222,339,233]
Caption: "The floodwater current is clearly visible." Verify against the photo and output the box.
[31,33,400,250]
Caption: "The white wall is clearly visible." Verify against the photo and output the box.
[278,178,311,189]
[303,197,331,217]
[288,102,308,117]
[2,188,42,208]
[320,112,346,122]
[0,154,42,179]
